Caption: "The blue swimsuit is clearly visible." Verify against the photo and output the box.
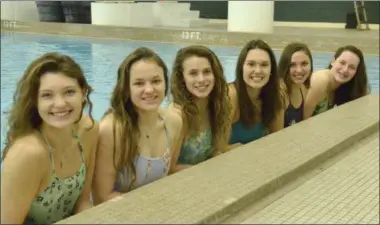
[114,116,171,192]
[284,89,304,127]
[229,120,267,145]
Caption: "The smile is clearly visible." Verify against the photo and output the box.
[142,96,158,101]
[195,84,209,91]
[250,75,264,81]
[49,110,73,117]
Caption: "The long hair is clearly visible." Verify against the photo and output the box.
[170,45,231,153]
[104,47,168,190]
[2,52,94,160]
[328,45,370,105]
[278,42,313,95]
[233,39,283,129]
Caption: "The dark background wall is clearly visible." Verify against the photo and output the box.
[187,1,379,24]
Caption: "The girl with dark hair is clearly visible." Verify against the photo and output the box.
[304,45,370,118]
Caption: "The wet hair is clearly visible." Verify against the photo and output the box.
[328,45,370,105]
[2,52,94,160]
[104,47,168,191]
[233,39,283,129]
[278,42,313,94]
[170,45,231,153]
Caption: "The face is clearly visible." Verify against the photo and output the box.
[243,49,271,89]
[182,56,215,99]
[38,72,84,129]
[330,50,360,83]
[289,51,312,85]
[129,60,166,111]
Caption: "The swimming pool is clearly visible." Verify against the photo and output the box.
[1,31,379,150]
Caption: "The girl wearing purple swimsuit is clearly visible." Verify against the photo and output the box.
[92,47,183,204]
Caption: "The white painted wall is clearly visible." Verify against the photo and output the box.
[1,1,39,22]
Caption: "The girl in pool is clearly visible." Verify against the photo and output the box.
[278,42,313,127]
[1,52,98,224]
[304,45,370,119]
[229,39,285,149]
[92,47,182,204]
[168,45,231,172]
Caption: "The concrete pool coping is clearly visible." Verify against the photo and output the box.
[55,93,379,224]
[1,20,379,55]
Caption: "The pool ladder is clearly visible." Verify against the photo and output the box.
[353,0,370,30]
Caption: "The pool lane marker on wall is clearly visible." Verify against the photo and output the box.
[181,31,201,41]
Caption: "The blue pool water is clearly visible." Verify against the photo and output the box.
[1,32,379,150]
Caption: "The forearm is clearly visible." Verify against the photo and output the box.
[75,199,93,214]
[173,164,193,173]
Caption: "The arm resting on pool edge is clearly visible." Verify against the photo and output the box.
[303,71,330,119]
[1,138,46,224]
[91,114,124,205]
[74,118,99,213]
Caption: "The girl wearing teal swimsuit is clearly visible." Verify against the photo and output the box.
[1,52,98,224]
[168,45,232,171]
[228,39,285,148]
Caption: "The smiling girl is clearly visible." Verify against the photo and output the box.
[92,47,182,204]
[278,42,313,127]
[168,45,231,172]
[1,52,98,224]
[229,39,285,148]
[304,45,370,119]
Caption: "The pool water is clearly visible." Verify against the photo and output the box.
[1,31,379,150]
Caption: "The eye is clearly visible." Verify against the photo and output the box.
[246,62,254,67]
[65,89,76,95]
[134,81,144,86]
[203,69,212,75]
[153,79,162,84]
[189,70,198,76]
[41,93,52,98]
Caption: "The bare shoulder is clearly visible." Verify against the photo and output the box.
[310,69,330,89]
[99,113,115,136]
[2,134,48,174]
[160,108,183,135]
[78,114,99,138]
[166,102,183,118]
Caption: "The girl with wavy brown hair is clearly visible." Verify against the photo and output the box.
[304,45,370,119]
[1,52,98,224]
[92,47,182,204]
[278,42,313,127]
[168,45,231,172]
[228,39,285,149]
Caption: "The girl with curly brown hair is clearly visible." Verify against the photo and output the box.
[168,45,232,172]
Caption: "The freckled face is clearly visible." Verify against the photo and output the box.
[38,72,84,129]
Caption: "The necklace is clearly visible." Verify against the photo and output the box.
[141,130,150,139]
[41,130,76,169]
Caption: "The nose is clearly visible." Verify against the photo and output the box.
[254,65,263,73]
[144,83,154,93]
[54,95,66,107]
[342,65,349,73]
[197,73,206,82]
[295,65,303,73]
